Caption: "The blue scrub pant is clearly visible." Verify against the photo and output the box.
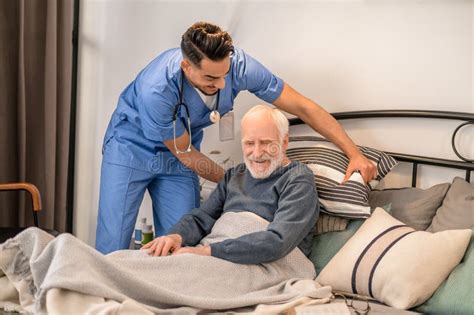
[95,161,200,254]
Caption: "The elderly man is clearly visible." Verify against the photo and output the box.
[143,105,319,264]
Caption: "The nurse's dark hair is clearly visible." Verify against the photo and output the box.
[181,22,234,67]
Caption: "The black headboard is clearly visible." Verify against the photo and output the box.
[289,110,474,186]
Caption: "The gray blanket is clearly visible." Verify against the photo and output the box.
[0,211,332,313]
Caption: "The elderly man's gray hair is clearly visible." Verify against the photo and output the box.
[241,105,289,141]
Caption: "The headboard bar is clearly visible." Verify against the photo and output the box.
[387,152,474,171]
[388,152,473,186]
[289,110,474,125]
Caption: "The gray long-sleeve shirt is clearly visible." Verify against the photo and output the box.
[169,161,320,264]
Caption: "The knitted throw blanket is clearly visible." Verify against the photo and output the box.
[0,211,331,313]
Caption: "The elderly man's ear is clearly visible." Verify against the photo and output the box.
[282,134,289,152]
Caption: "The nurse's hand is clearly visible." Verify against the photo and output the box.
[141,234,183,257]
[172,245,211,257]
[342,153,377,185]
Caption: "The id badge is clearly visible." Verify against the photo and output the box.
[219,111,234,141]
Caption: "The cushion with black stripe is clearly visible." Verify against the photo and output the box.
[287,136,397,218]
[314,213,349,235]
[316,208,471,309]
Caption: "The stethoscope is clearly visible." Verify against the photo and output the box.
[173,70,221,154]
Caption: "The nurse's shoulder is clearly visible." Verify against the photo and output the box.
[135,48,183,93]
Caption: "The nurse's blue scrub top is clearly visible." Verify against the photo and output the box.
[102,47,284,175]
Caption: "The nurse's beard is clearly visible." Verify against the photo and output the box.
[189,80,218,96]
[199,88,218,96]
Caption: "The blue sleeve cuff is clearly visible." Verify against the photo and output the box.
[257,76,284,104]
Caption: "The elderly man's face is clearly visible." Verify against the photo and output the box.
[241,113,287,179]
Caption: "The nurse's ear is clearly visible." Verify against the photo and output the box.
[181,59,192,73]
[181,59,196,82]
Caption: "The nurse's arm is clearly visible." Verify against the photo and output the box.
[272,82,376,184]
[163,132,225,183]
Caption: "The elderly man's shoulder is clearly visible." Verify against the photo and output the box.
[285,161,315,181]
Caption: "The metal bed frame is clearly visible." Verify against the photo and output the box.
[289,110,474,186]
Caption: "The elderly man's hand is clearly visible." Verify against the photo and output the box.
[141,234,182,257]
[172,245,211,257]
[342,153,377,184]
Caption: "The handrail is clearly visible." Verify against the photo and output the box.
[0,182,42,227]
[0,182,42,211]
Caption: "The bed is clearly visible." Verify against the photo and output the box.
[286,109,473,314]
[0,110,472,314]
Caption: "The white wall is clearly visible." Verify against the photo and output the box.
[75,0,473,245]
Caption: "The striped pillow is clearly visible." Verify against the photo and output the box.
[314,213,349,235]
[287,136,397,219]
[316,208,471,309]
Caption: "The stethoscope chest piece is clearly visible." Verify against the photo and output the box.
[210,110,221,123]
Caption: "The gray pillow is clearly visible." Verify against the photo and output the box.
[427,177,474,232]
[369,183,450,230]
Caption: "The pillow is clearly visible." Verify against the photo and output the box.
[316,208,471,309]
[369,183,450,230]
[310,205,391,274]
[416,229,473,314]
[427,177,474,232]
[287,136,397,218]
[314,213,349,235]
[311,219,364,274]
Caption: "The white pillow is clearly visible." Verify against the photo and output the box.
[287,137,397,218]
[316,208,471,309]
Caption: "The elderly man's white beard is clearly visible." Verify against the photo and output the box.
[244,151,285,179]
